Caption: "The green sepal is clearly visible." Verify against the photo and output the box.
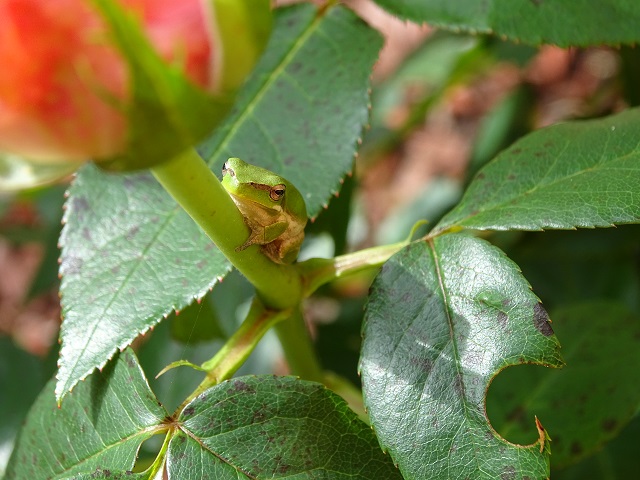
[89,0,233,171]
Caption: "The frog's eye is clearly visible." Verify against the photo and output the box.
[270,184,286,201]
[222,162,235,177]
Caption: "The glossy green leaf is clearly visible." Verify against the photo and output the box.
[198,4,382,217]
[372,0,640,47]
[166,376,402,479]
[5,349,166,480]
[487,301,640,467]
[56,165,229,401]
[360,234,563,479]
[434,108,640,234]
[57,3,381,401]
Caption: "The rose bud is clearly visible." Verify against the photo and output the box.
[0,0,271,174]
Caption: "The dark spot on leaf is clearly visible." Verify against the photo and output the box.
[511,148,522,154]
[252,408,267,424]
[276,459,292,474]
[196,260,206,269]
[476,172,486,180]
[507,174,516,180]
[530,0,543,6]
[497,311,508,329]
[411,356,434,374]
[602,418,617,432]
[71,195,90,213]
[453,373,465,397]
[228,380,256,395]
[82,227,92,240]
[289,61,302,73]
[571,441,582,455]
[501,465,516,480]
[125,354,136,369]
[207,418,218,430]
[182,406,195,418]
[126,225,139,241]
[533,303,554,336]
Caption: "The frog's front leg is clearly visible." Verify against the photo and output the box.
[236,217,288,251]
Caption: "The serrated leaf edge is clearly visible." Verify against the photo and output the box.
[55,173,230,402]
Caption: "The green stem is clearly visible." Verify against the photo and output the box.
[297,241,408,296]
[151,148,301,310]
[142,428,172,477]
[274,309,323,382]
[175,298,290,415]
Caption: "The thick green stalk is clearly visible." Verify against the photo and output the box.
[151,148,301,309]
[274,309,323,382]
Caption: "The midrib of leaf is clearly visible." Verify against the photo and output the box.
[62,205,180,389]
[427,238,485,471]
[457,144,640,227]
[203,6,325,170]
[176,427,257,479]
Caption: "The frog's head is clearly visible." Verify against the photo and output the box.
[222,157,288,210]
[222,158,306,221]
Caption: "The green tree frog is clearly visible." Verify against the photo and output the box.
[221,158,307,264]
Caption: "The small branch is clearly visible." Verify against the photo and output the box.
[175,298,290,414]
[297,241,408,296]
